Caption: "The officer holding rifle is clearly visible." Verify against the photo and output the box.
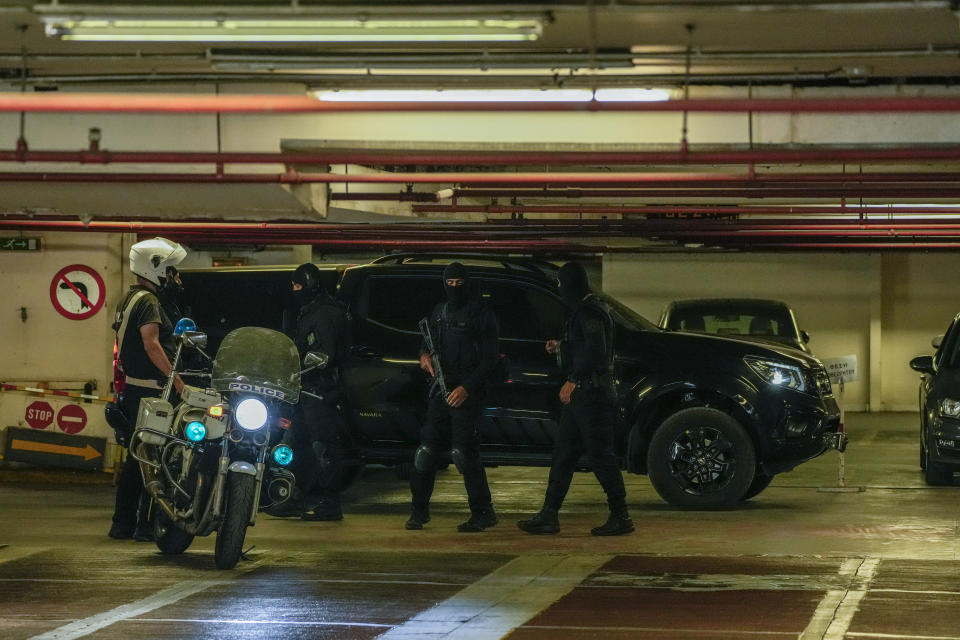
[405,262,500,533]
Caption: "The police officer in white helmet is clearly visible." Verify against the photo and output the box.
[108,237,187,541]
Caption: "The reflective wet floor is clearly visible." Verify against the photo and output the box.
[2,412,959,640]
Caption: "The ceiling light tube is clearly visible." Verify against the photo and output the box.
[312,88,672,102]
[42,16,543,43]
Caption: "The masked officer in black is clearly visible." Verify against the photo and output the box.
[290,262,353,521]
[518,261,633,536]
[406,262,500,533]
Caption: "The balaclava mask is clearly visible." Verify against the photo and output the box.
[557,261,590,305]
[443,262,469,308]
[291,262,323,307]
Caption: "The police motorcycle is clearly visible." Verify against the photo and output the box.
[129,318,328,569]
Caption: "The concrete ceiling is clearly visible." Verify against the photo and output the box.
[4,2,960,250]
[2,2,959,88]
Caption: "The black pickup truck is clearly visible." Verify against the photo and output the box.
[182,254,845,507]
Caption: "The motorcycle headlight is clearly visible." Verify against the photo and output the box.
[744,357,807,392]
[940,398,960,418]
[235,398,268,431]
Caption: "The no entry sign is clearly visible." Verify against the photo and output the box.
[25,400,54,430]
[57,405,88,434]
[49,264,106,320]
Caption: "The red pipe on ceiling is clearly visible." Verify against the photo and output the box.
[8,93,960,114]
[6,148,960,166]
[6,170,960,187]
[413,204,960,215]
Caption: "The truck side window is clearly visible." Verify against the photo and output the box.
[477,279,564,341]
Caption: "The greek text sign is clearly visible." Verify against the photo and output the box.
[822,355,858,384]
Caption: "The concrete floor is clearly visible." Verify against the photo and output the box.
[1,412,958,639]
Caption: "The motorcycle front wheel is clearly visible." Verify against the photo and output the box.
[214,473,256,570]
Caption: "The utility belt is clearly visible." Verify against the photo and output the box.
[124,375,162,390]
[575,372,615,391]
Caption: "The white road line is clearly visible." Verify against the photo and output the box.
[133,618,392,629]
[26,579,228,640]
[523,625,795,636]
[847,634,960,640]
[376,553,611,640]
[800,556,880,640]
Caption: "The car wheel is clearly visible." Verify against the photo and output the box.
[924,459,954,486]
[647,407,756,508]
[741,471,774,501]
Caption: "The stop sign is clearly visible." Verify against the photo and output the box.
[57,405,88,435]
[25,401,54,430]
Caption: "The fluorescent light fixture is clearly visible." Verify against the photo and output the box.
[42,16,543,42]
[313,88,672,102]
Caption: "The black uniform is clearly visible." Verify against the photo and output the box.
[518,261,632,536]
[110,285,175,539]
[292,289,352,517]
[408,264,500,532]
[544,294,626,511]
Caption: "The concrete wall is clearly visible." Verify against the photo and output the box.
[604,252,957,413]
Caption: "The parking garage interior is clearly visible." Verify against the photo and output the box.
[3,2,960,639]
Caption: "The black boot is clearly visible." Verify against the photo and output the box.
[590,508,634,536]
[301,496,343,521]
[405,506,431,530]
[457,506,498,533]
[517,507,559,535]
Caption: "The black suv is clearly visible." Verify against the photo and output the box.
[910,313,960,485]
[182,255,845,508]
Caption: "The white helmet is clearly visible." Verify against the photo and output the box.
[129,237,187,286]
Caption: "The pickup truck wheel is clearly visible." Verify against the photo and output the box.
[647,407,756,508]
[740,471,774,501]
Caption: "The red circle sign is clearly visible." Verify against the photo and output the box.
[57,405,88,434]
[25,401,54,430]
[49,264,106,321]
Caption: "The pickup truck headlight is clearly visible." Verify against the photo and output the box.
[744,357,807,392]
[940,398,960,418]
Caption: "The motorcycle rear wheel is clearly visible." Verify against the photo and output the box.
[154,511,194,555]
[214,473,256,570]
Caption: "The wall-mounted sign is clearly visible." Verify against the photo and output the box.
[822,355,858,384]
[49,264,106,320]
[25,400,54,430]
[0,237,41,251]
[57,404,88,434]
[4,427,105,470]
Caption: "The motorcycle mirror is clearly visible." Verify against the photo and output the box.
[302,351,329,373]
[183,331,208,349]
[174,317,197,337]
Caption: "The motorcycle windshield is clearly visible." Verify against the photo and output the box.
[211,327,300,404]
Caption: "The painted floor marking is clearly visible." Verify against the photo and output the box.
[26,579,229,640]
[376,553,612,640]
[522,625,795,636]
[847,635,960,640]
[800,556,880,640]
[133,618,392,629]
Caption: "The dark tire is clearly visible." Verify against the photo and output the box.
[154,511,194,555]
[646,407,756,508]
[924,459,954,486]
[215,473,256,570]
[741,471,774,501]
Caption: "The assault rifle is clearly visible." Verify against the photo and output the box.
[418,317,449,398]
